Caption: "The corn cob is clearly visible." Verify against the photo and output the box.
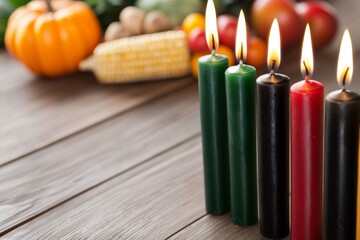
[79,30,191,84]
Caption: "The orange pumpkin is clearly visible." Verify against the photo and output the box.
[5,0,101,77]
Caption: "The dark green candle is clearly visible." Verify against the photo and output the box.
[225,64,257,225]
[224,10,257,226]
[198,0,230,215]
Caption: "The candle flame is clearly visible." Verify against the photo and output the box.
[337,29,353,90]
[205,0,219,52]
[236,10,247,63]
[267,19,281,73]
[301,24,314,79]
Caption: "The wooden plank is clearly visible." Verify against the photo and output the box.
[3,136,206,239]
[168,215,264,240]
[0,84,200,235]
[0,51,31,88]
[0,51,193,165]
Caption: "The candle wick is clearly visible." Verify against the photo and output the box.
[270,60,276,75]
[303,61,310,82]
[240,42,244,64]
[303,61,310,77]
[239,59,243,65]
[342,67,349,90]
[211,49,216,57]
[211,34,216,52]
[272,60,276,70]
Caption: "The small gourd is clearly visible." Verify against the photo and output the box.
[5,0,101,77]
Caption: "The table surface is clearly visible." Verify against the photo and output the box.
[0,1,359,239]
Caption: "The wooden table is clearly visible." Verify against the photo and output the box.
[0,1,359,239]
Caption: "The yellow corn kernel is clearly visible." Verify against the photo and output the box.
[79,31,191,84]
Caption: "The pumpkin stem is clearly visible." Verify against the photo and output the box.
[45,0,53,12]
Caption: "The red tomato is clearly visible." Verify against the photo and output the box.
[251,0,305,49]
[188,28,208,53]
[295,1,338,49]
[217,15,237,49]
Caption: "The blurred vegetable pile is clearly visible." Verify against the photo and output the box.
[84,0,252,30]
[2,0,339,82]
[185,0,339,78]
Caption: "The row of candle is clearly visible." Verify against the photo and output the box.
[198,0,360,239]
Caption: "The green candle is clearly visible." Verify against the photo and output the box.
[225,10,257,226]
[198,0,230,215]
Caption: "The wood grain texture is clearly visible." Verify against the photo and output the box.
[0,84,200,235]
[168,215,263,240]
[0,51,193,165]
[3,136,206,240]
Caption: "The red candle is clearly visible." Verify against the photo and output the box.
[291,24,324,240]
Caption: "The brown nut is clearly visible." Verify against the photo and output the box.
[119,6,145,35]
[104,22,132,42]
[143,11,171,34]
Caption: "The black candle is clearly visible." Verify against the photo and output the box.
[324,29,360,240]
[257,19,290,239]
